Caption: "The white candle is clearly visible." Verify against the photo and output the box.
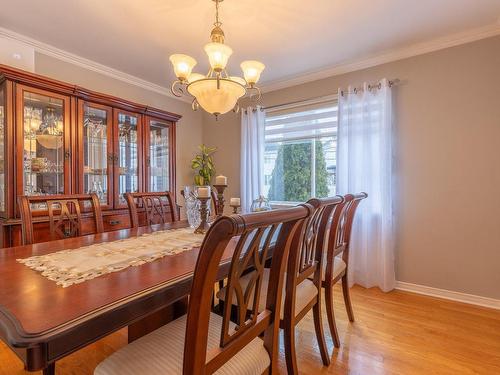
[230,197,240,206]
[215,175,227,185]
[197,186,210,198]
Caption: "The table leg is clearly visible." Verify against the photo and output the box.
[43,363,55,375]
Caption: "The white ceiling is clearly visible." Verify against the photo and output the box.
[0,0,499,89]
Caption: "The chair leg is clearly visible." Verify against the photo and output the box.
[43,363,55,375]
[324,284,340,348]
[312,297,331,366]
[283,319,299,375]
[342,274,355,322]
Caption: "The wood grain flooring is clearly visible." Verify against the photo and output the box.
[1,285,499,374]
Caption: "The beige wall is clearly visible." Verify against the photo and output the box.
[34,52,203,204]
[203,35,500,299]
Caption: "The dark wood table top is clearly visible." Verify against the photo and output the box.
[0,221,234,348]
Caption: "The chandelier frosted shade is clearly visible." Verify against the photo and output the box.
[241,60,265,85]
[169,54,197,81]
[204,42,233,71]
[187,78,245,115]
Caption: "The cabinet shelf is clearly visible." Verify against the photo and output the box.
[24,171,63,175]
[84,172,108,176]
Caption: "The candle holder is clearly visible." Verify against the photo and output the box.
[230,204,240,214]
[212,184,227,217]
[194,196,211,234]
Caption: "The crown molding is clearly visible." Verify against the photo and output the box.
[261,23,500,93]
[0,26,191,103]
[2,22,499,99]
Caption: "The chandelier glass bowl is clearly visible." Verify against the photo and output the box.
[169,0,265,118]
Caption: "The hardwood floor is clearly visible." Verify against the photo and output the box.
[1,285,499,374]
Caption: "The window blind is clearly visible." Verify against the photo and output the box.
[264,101,338,142]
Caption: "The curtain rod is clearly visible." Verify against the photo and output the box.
[262,78,399,113]
[263,93,338,113]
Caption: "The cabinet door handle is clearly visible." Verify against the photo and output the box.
[108,219,121,226]
[107,154,114,163]
[64,151,71,160]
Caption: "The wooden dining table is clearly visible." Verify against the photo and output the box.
[0,220,236,375]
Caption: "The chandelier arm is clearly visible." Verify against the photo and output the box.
[247,85,262,101]
[192,98,200,111]
[170,80,185,97]
[232,102,240,113]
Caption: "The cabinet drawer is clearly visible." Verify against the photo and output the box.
[103,213,131,231]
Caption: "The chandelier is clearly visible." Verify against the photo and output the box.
[169,0,265,118]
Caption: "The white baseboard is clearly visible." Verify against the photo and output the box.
[395,281,500,310]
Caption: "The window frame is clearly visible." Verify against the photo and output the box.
[263,97,338,204]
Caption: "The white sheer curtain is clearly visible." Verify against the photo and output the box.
[337,79,396,292]
[240,106,265,213]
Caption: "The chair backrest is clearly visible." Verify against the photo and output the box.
[325,192,368,281]
[340,192,368,265]
[210,189,219,216]
[183,205,313,375]
[17,193,103,245]
[124,191,178,228]
[281,196,344,317]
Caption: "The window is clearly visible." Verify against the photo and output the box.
[263,99,338,203]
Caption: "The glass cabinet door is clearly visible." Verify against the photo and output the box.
[146,119,171,192]
[114,111,141,207]
[19,87,70,209]
[79,102,113,207]
[0,84,5,213]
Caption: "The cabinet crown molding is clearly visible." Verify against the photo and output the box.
[0,63,182,122]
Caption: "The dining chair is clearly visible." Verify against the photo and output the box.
[124,191,178,228]
[210,189,220,215]
[17,193,104,246]
[94,204,312,375]
[322,192,368,348]
[217,196,344,374]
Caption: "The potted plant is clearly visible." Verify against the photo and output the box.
[183,145,217,228]
[191,144,217,186]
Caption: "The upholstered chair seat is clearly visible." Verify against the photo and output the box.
[323,256,347,281]
[95,313,270,375]
[217,268,318,318]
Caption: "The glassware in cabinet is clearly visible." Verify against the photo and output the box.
[81,103,112,206]
[148,119,170,192]
[115,111,140,206]
[20,88,69,210]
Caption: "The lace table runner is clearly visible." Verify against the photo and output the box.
[17,228,205,287]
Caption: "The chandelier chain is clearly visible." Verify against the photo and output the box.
[214,0,222,27]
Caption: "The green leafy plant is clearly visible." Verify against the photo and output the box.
[191,144,217,186]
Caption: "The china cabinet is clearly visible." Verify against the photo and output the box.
[0,64,180,247]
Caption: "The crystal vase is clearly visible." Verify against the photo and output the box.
[183,186,201,228]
